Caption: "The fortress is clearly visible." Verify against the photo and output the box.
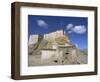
[28,29,87,66]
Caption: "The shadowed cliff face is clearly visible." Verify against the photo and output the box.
[28,30,87,66]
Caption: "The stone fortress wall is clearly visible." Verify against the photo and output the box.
[44,30,64,41]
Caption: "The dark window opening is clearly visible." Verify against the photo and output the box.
[54,60,58,63]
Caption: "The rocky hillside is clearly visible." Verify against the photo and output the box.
[28,30,87,66]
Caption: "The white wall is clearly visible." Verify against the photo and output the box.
[28,35,39,45]
[0,0,100,82]
[41,50,56,60]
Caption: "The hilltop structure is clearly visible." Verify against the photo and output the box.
[28,29,87,66]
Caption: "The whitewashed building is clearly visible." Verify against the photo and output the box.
[28,35,39,45]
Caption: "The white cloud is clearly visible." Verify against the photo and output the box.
[66,23,73,30]
[71,25,86,34]
[37,19,48,28]
[66,23,86,34]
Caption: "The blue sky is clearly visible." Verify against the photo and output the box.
[28,15,88,50]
